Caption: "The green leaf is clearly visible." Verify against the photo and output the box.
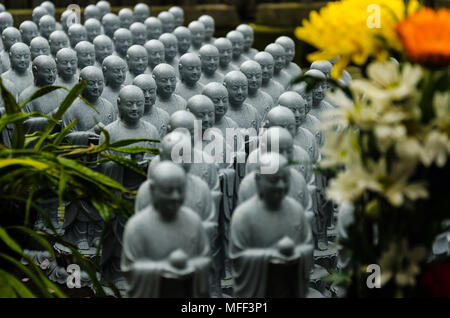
[100,153,147,177]
[109,138,160,148]
[1,77,24,149]
[0,269,36,298]
[57,171,68,226]
[109,146,160,155]
[0,226,23,255]
[7,226,55,258]
[19,85,67,110]
[52,120,77,146]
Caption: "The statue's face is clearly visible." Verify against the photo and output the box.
[160,17,175,34]
[10,47,30,72]
[272,51,285,72]
[77,47,95,69]
[230,38,243,58]
[57,53,77,79]
[227,78,248,105]
[114,33,132,56]
[83,73,104,100]
[95,40,113,63]
[137,83,156,108]
[21,26,39,45]
[131,27,146,46]
[50,35,69,56]
[134,8,149,23]
[119,12,133,29]
[256,167,289,209]
[284,45,295,63]
[103,19,120,38]
[173,14,183,28]
[105,62,126,87]
[147,46,165,68]
[3,32,21,51]
[39,19,55,39]
[0,18,13,33]
[297,102,306,124]
[284,104,302,129]
[176,33,191,53]
[242,32,253,51]
[190,102,215,131]
[259,60,274,81]
[201,51,219,74]
[217,44,232,66]
[146,22,162,40]
[180,58,201,84]
[152,176,185,220]
[243,68,262,92]
[277,136,294,161]
[35,62,57,85]
[190,27,205,47]
[86,24,101,43]
[203,22,214,39]
[206,89,229,121]
[128,51,148,74]
[69,29,87,47]
[85,9,101,21]
[31,42,50,60]
[313,82,325,105]
[155,71,176,96]
[163,39,178,61]
[119,92,144,124]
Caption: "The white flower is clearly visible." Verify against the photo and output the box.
[421,131,450,167]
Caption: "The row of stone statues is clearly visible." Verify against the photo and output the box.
[0,1,352,298]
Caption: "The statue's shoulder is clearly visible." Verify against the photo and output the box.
[239,171,256,192]
[233,195,258,222]
[179,206,203,227]
[125,206,153,232]
[156,107,170,121]
[260,90,274,104]
[188,173,209,192]
[224,116,239,128]
[294,144,310,160]
[141,120,159,136]
[173,93,186,104]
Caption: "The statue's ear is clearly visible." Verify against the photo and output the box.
[178,63,183,72]
[151,73,156,80]
[117,96,121,106]
[32,64,38,76]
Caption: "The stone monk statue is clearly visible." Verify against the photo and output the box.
[275,36,302,81]
[158,11,175,34]
[134,3,150,24]
[254,52,284,104]
[118,8,133,29]
[169,6,184,28]
[130,22,147,46]
[226,31,249,68]
[153,63,186,115]
[188,21,205,54]
[159,33,179,77]
[54,48,78,89]
[144,39,165,73]
[85,19,102,43]
[2,43,33,94]
[113,28,132,60]
[173,27,192,57]
[74,41,95,70]
[93,35,114,67]
[198,44,223,86]
[68,24,87,49]
[49,30,69,58]
[1,27,21,73]
[29,36,50,62]
[265,43,291,89]
[214,37,237,77]
[102,13,121,40]
[230,152,314,298]
[144,17,163,41]
[19,20,39,46]
[101,55,127,112]
[121,161,211,298]
[175,53,204,101]
[198,15,216,44]
[123,44,148,85]
[236,24,258,59]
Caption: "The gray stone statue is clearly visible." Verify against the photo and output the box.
[0,11,13,52]
[133,74,170,138]
[231,152,314,297]
[49,30,69,58]
[158,11,175,34]
[188,21,205,54]
[102,13,120,39]
[32,7,47,27]
[236,24,258,59]
[30,36,50,62]
[175,53,204,101]
[130,22,147,46]
[275,36,302,81]
[60,10,73,34]
[68,24,87,48]
[226,31,249,68]
[54,47,78,89]
[84,4,101,22]
[19,21,39,46]
[159,33,179,77]
[97,0,111,20]
[124,44,148,85]
[153,63,186,115]
[74,41,95,70]
[169,6,184,28]
[93,34,114,66]
[198,15,216,44]
[133,3,150,24]
[265,43,291,89]
[101,55,127,113]
[173,26,191,56]
[85,18,102,43]
[1,27,21,73]
[198,44,223,86]
[121,161,211,298]
[214,37,237,77]
[38,15,55,40]
[310,61,336,107]
[305,69,334,121]
[254,51,284,103]
[144,17,163,41]
[2,43,33,94]
[119,8,134,29]
[240,60,274,122]
[144,39,165,72]
[113,28,132,60]
[223,70,259,131]
[41,2,62,31]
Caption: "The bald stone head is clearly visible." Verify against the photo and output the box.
[240,60,262,94]
[102,55,127,88]
[224,70,248,106]
[310,60,332,78]
[0,12,13,35]
[75,41,95,69]
[80,66,104,101]
[188,21,205,48]
[260,126,294,162]
[187,94,215,132]
[144,17,162,40]
[41,2,54,15]
[2,27,21,52]
[30,36,50,60]
[129,22,147,46]
[118,8,134,29]
[134,3,150,23]
[117,85,145,125]
[159,131,191,172]
[60,10,74,34]
[254,51,275,84]
[278,91,306,128]
[102,13,120,39]
[214,37,233,68]
[275,36,295,65]
[292,82,312,113]
[49,30,69,56]
[32,55,56,86]
[159,33,178,62]
[0,4,4,13]
[266,106,296,138]
[127,45,148,75]
[202,82,229,122]
[133,74,157,110]
[85,18,102,43]
[153,63,177,99]
[158,11,175,34]
[39,15,56,40]
[199,44,219,75]
[97,1,111,19]
[236,24,254,51]
[174,26,191,55]
[227,31,244,59]
[113,28,132,57]
[150,160,186,219]
[198,15,215,41]
[305,69,326,106]
[93,34,113,64]
[10,43,31,73]
[20,21,39,46]
[145,39,165,70]
[32,7,48,26]
[68,24,87,48]
[169,110,196,140]
[56,48,77,81]
[265,43,286,73]
[84,5,101,22]
[169,6,184,28]
[179,53,201,86]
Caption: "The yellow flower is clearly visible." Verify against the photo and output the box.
[295,0,420,79]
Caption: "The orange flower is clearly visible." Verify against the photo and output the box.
[396,8,450,67]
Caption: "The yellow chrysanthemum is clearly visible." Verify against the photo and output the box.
[295,0,420,79]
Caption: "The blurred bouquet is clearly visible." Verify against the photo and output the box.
[296,1,450,297]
